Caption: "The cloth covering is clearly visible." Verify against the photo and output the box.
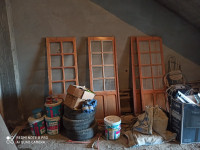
[82,99,97,113]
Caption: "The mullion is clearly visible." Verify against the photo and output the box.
[101,40,105,91]
[60,42,65,94]
[148,40,155,91]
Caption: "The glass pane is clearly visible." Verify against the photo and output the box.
[91,41,101,52]
[140,54,150,65]
[52,69,62,81]
[139,41,149,52]
[66,81,76,91]
[134,54,138,65]
[136,78,140,89]
[64,55,74,66]
[134,66,139,77]
[93,67,103,78]
[151,53,161,64]
[152,66,163,76]
[52,82,63,94]
[103,54,114,65]
[93,80,103,91]
[154,78,164,89]
[92,54,102,65]
[150,40,160,52]
[105,79,115,90]
[64,68,75,80]
[50,42,61,54]
[104,66,115,77]
[51,56,62,67]
[143,78,153,90]
[103,41,113,52]
[63,42,73,53]
[141,66,152,77]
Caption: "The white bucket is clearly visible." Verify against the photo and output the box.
[104,115,121,140]
[45,116,60,135]
[28,116,46,136]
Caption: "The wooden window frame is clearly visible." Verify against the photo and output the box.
[46,37,79,98]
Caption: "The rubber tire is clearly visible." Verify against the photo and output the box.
[65,120,98,141]
[63,115,95,130]
[64,105,96,120]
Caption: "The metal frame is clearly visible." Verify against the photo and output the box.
[46,37,78,98]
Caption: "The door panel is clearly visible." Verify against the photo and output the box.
[104,95,117,116]
[88,37,120,120]
[94,95,104,119]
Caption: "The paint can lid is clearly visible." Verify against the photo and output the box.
[104,115,121,126]
[28,115,44,124]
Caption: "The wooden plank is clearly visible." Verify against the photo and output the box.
[131,37,142,114]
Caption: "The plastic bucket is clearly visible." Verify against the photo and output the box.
[104,115,121,140]
[28,116,46,136]
[45,116,60,135]
[45,98,62,117]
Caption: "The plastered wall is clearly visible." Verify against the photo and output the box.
[3,0,200,119]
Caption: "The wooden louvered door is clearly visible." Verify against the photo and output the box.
[88,37,120,120]
[131,37,142,115]
[46,37,78,98]
[137,37,166,110]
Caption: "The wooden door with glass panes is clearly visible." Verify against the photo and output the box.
[46,37,78,98]
[137,37,166,110]
[88,37,120,120]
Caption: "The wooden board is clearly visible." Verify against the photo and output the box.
[136,36,166,110]
[131,37,142,115]
[88,37,120,120]
[46,37,79,98]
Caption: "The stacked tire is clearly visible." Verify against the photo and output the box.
[63,105,98,141]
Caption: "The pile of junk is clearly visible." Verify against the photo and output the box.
[124,56,200,147]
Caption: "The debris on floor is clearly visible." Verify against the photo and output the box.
[124,105,176,147]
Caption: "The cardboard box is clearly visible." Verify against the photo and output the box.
[170,98,200,144]
[67,85,95,100]
[64,94,85,110]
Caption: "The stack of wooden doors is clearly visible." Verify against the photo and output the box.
[45,36,166,119]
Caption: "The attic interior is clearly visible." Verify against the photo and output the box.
[1,0,200,150]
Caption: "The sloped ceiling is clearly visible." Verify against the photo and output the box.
[155,0,200,30]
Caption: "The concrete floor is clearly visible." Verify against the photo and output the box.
[17,129,200,150]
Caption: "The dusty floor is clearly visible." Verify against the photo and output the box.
[16,115,200,150]
[17,129,200,150]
